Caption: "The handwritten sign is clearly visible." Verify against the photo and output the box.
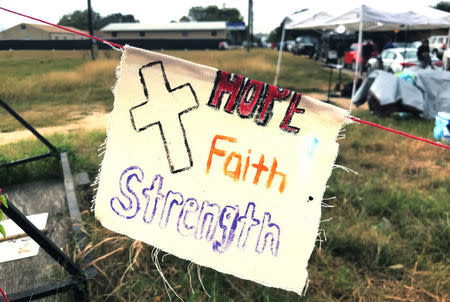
[95,46,348,294]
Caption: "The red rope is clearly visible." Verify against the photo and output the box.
[0,7,123,49]
[348,116,450,150]
[0,286,9,302]
[1,6,449,151]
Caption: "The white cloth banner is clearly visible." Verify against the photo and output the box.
[95,46,348,294]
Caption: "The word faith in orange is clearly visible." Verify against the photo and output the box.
[206,135,286,193]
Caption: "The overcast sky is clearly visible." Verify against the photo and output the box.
[0,0,444,34]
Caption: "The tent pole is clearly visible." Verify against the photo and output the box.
[350,6,364,112]
[402,25,408,70]
[274,25,286,86]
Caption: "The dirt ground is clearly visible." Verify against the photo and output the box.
[1,93,363,146]
[0,111,108,146]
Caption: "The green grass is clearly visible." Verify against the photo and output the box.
[0,130,105,185]
[1,49,448,301]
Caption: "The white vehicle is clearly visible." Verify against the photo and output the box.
[369,48,442,74]
[285,40,296,52]
[409,41,422,49]
[443,42,450,71]
[429,35,448,58]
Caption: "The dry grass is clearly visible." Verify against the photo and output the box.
[165,49,275,73]
[0,56,118,132]
[38,60,117,92]
[0,59,117,101]
[1,48,347,133]
[166,49,343,92]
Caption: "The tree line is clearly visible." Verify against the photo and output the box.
[58,5,243,30]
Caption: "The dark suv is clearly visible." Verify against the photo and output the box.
[317,31,356,64]
[292,36,317,57]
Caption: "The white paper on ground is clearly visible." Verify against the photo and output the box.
[0,212,48,263]
[95,46,348,294]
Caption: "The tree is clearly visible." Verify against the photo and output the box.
[58,10,138,30]
[434,1,450,12]
[267,23,283,43]
[188,6,243,22]
[97,13,139,29]
[58,10,100,30]
[267,20,297,43]
[267,18,320,44]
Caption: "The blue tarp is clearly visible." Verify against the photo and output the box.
[352,69,450,119]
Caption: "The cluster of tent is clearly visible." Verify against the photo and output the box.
[284,5,450,32]
[275,4,450,102]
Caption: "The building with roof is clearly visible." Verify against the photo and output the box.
[226,22,246,45]
[0,23,88,40]
[0,21,246,50]
[99,21,227,41]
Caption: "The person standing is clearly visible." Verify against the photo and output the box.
[417,39,433,68]
[361,41,374,72]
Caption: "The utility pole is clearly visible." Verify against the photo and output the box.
[246,0,253,52]
[87,0,97,60]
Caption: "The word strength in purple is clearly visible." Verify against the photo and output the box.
[110,166,281,256]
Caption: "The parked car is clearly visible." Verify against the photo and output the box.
[368,48,442,73]
[443,42,450,70]
[391,42,410,49]
[429,35,448,58]
[242,40,259,48]
[218,41,229,50]
[292,36,317,57]
[383,41,414,49]
[275,40,295,51]
[317,31,356,63]
[344,42,379,70]
[409,41,422,49]
[286,40,296,52]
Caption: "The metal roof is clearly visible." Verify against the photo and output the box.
[101,22,227,32]
[2,23,88,34]
[226,22,246,31]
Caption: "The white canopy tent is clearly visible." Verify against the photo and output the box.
[274,5,450,110]
[317,5,450,31]
[274,9,335,86]
[285,10,334,30]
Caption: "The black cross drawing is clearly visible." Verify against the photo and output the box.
[130,61,199,173]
